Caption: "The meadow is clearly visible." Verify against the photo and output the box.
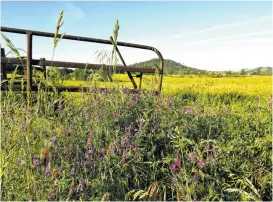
[1,10,272,201]
[1,74,272,201]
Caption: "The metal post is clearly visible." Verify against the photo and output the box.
[1,48,7,80]
[109,36,137,89]
[40,58,46,79]
[139,73,143,89]
[26,32,33,105]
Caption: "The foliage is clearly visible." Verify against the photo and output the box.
[1,85,272,201]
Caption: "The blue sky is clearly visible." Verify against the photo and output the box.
[1,1,272,71]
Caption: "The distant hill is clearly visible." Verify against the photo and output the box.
[244,67,272,75]
[131,58,206,75]
[130,58,272,76]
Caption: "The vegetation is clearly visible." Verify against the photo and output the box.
[1,10,272,201]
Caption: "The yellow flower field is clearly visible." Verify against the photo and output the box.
[61,74,272,96]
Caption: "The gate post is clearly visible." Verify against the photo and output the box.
[1,48,7,80]
[26,32,33,106]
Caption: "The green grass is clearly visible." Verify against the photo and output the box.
[1,77,272,200]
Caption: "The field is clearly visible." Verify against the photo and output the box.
[1,75,272,201]
[62,74,272,96]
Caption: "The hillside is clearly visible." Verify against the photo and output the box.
[245,66,272,75]
[131,58,272,76]
[131,58,206,75]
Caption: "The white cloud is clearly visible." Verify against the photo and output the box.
[171,15,271,39]
[62,3,85,21]
[177,30,273,47]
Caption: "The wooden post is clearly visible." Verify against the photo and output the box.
[27,32,33,106]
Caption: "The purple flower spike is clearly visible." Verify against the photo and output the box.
[198,159,205,169]
[170,163,176,173]
[109,143,116,154]
[172,177,178,183]
[134,93,140,101]
[130,101,134,108]
[194,172,199,181]
[33,156,40,167]
[71,167,76,175]
[174,157,181,170]
[122,154,126,164]
[210,157,215,165]
[45,166,51,176]
[1,108,7,116]
[188,151,197,163]
[99,148,105,158]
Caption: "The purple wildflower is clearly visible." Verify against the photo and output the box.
[126,122,134,135]
[170,157,182,173]
[134,93,140,101]
[206,144,216,154]
[99,148,105,158]
[123,87,130,95]
[130,101,134,108]
[54,170,62,179]
[174,157,181,170]
[48,192,55,201]
[172,177,178,183]
[1,108,6,116]
[109,143,116,154]
[102,89,108,96]
[87,137,92,149]
[188,151,197,163]
[45,166,51,176]
[63,129,69,136]
[170,163,176,173]
[210,156,215,165]
[118,148,123,155]
[122,154,126,164]
[198,159,205,169]
[194,172,199,181]
[77,179,88,193]
[81,159,85,169]
[71,167,76,175]
[85,151,90,160]
[121,135,129,148]
[112,112,116,117]
[33,156,40,167]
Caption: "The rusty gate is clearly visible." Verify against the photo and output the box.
[1,26,164,95]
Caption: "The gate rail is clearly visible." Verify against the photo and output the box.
[1,26,164,94]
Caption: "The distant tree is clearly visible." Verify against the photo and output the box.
[240,69,246,75]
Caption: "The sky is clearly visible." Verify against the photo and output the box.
[1,1,272,71]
